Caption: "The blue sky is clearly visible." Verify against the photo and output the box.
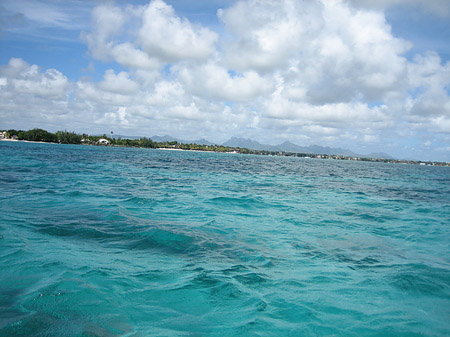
[0,0,449,161]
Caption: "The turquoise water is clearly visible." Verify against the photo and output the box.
[0,141,449,336]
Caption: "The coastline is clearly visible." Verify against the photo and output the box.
[1,139,62,145]
[1,137,448,167]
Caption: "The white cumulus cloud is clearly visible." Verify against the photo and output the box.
[138,0,218,62]
[0,58,69,99]
[1,0,450,161]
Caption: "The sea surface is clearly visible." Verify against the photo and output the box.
[0,141,449,336]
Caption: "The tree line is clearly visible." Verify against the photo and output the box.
[4,129,82,144]
[4,128,447,166]
[2,128,242,153]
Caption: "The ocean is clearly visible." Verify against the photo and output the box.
[0,141,449,336]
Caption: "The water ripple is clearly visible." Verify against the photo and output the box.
[1,142,449,336]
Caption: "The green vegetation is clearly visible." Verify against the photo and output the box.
[1,128,449,166]
[5,128,81,144]
[24,128,57,142]
[5,129,22,139]
[6,128,57,142]
[56,130,82,144]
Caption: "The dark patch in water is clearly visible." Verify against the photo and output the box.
[390,264,450,297]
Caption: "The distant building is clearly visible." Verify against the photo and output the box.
[0,132,5,139]
[98,138,109,145]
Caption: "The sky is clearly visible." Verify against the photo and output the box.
[0,0,449,161]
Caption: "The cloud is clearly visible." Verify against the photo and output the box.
[138,0,218,62]
[1,0,92,42]
[2,0,89,29]
[176,63,273,102]
[82,0,218,69]
[12,1,71,28]
[1,0,450,161]
[218,0,325,72]
[99,70,140,95]
[145,80,185,107]
[110,43,161,70]
[219,0,410,104]
[262,94,389,129]
[81,4,126,61]
[348,0,450,17]
[0,59,72,130]
[76,80,134,107]
[0,6,25,34]
[407,52,450,117]
[0,58,69,99]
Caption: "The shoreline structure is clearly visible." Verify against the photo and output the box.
[1,136,448,167]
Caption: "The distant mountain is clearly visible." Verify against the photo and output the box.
[191,138,215,146]
[150,135,183,142]
[222,137,269,150]
[305,145,359,157]
[365,152,394,160]
[111,134,394,159]
[221,137,394,159]
[150,135,214,145]
[222,137,360,157]
[110,134,141,140]
[273,141,304,152]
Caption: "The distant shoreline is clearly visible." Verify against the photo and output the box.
[1,137,448,167]
[1,139,55,145]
